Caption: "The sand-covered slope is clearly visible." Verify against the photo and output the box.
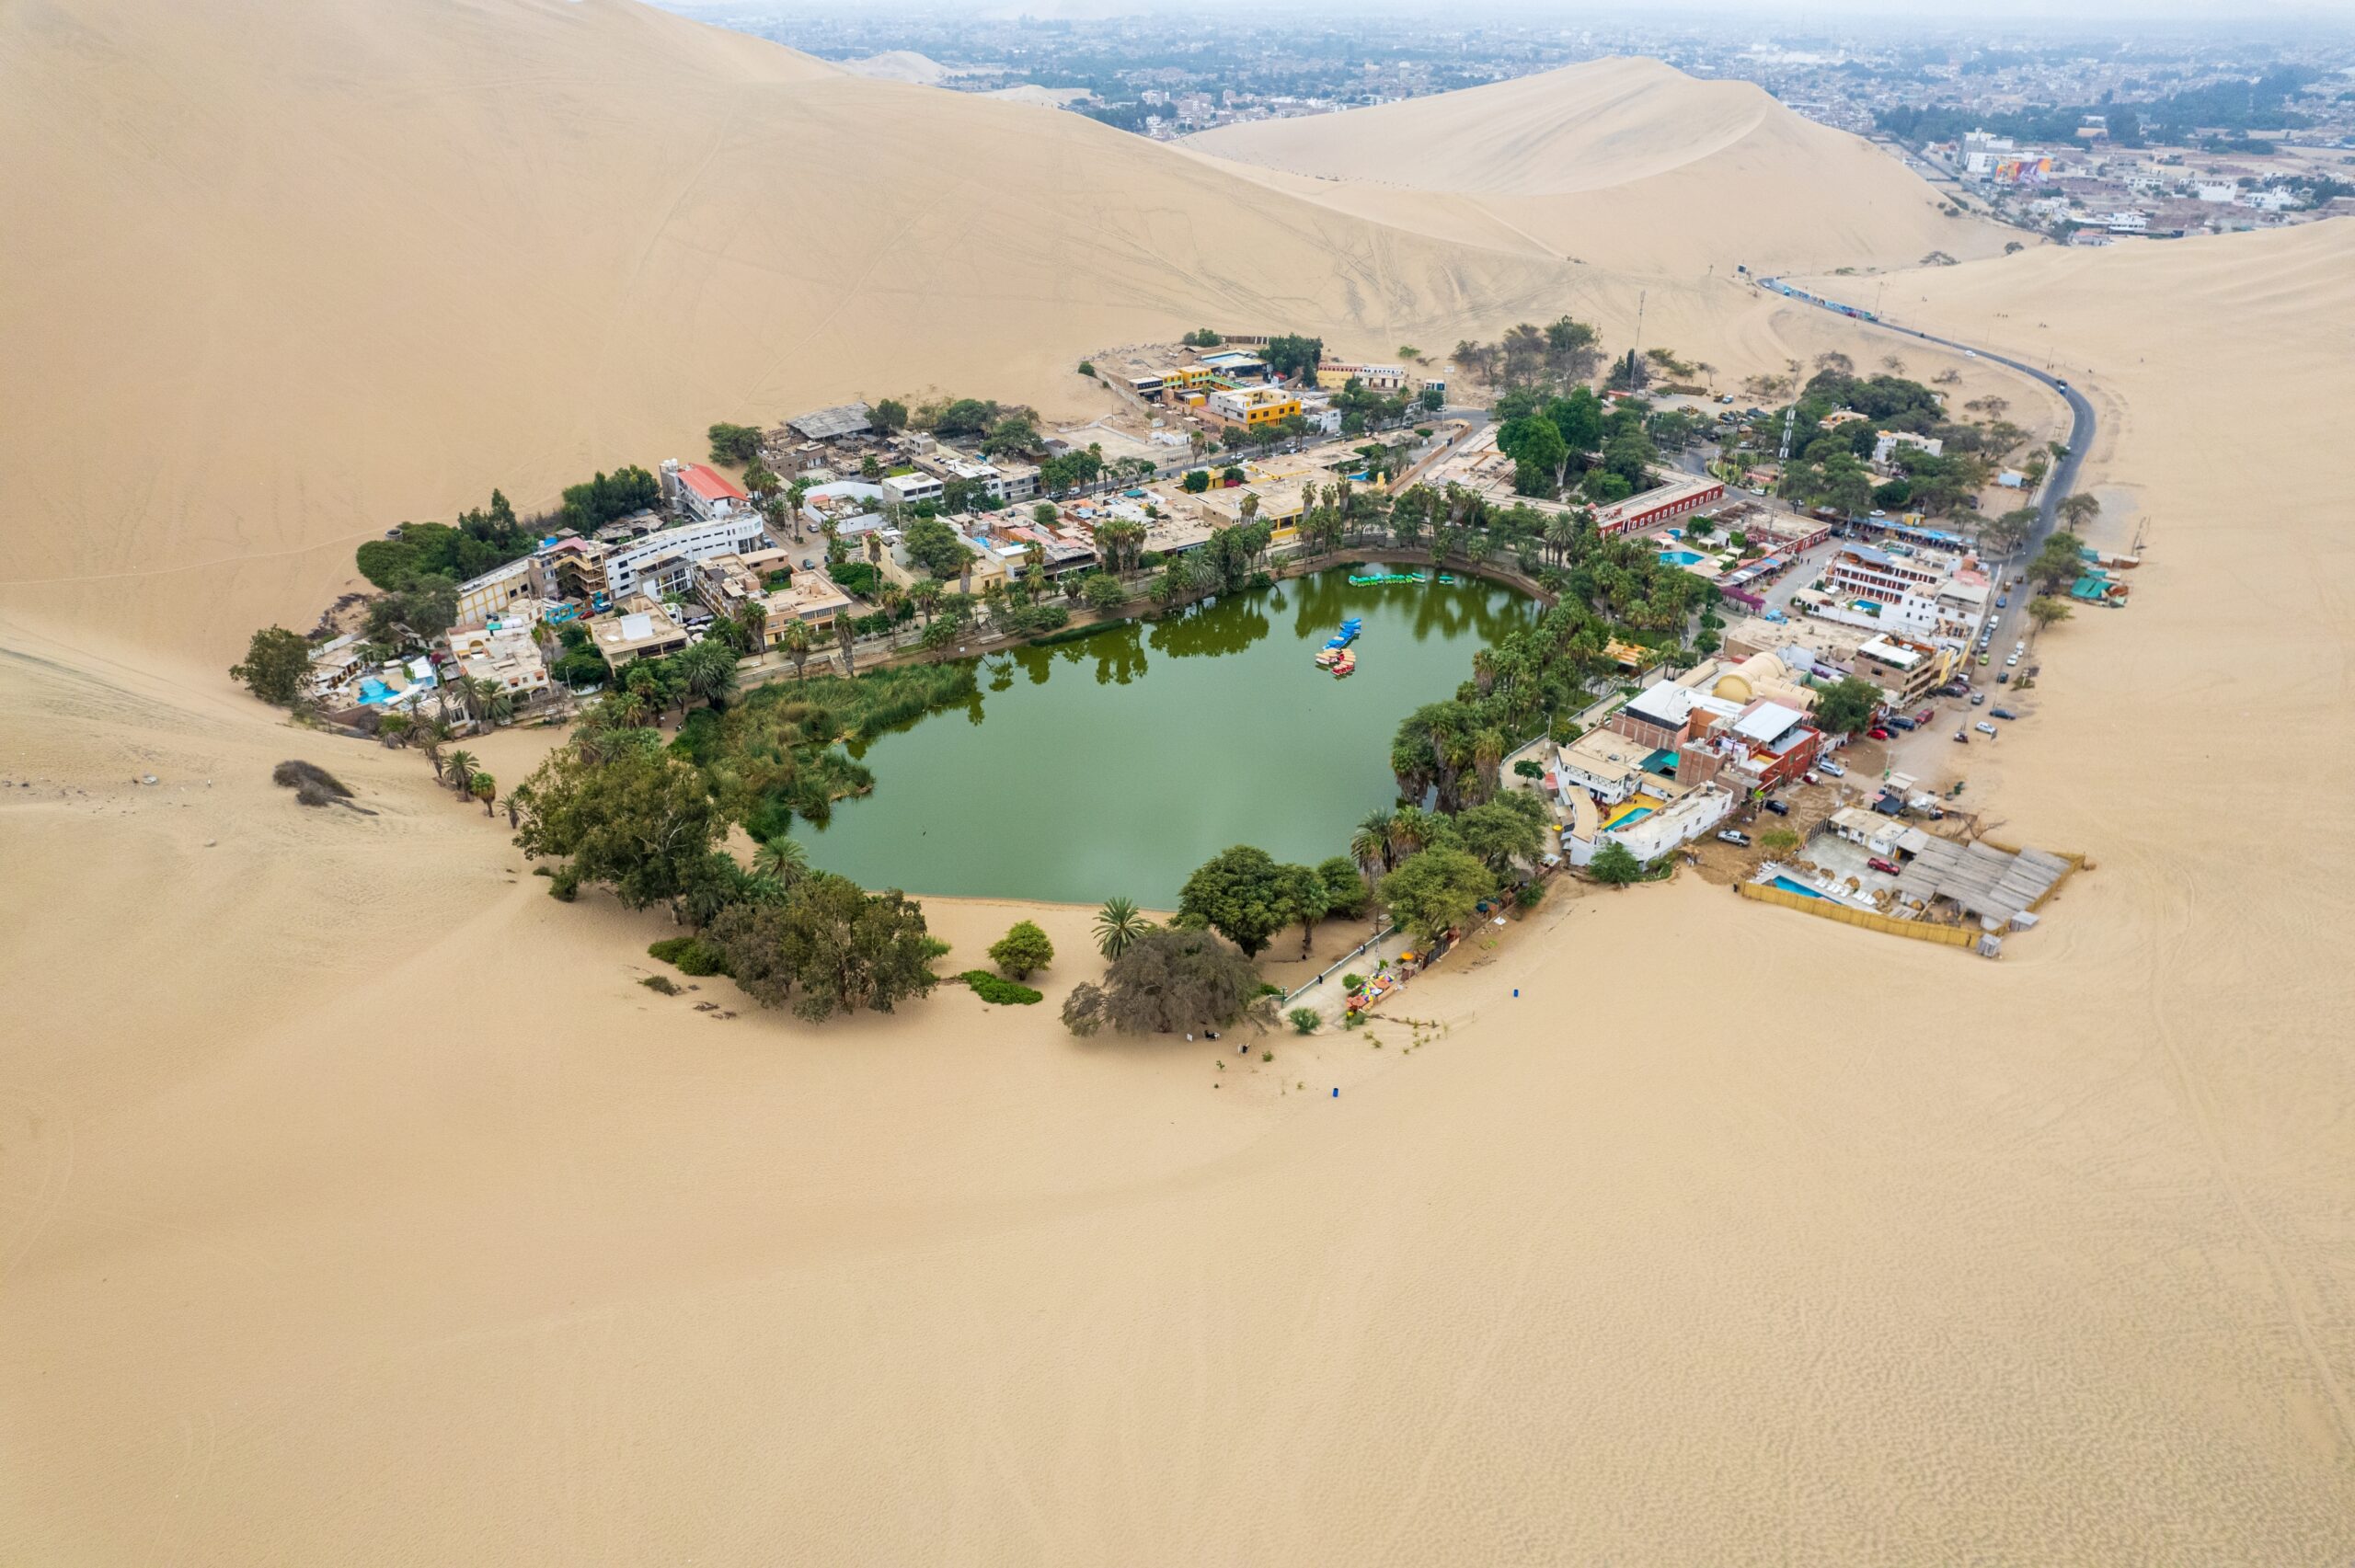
[1186,58,2007,278]
[5,223,2354,1561]
[0,0,1569,662]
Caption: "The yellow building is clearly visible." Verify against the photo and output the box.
[1208,386,1300,429]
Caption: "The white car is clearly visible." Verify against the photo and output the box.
[1818,759,1847,778]
[2005,653,2021,668]
[1974,721,1997,737]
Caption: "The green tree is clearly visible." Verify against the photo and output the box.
[1453,796,1546,876]
[229,626,313,707]
[1178,845,1290,956]
[2057,491,2101,530]
[1081,573,1127,612]
[989,920,1056,980]
[708,873,942,1022]
[1061,927,1272,1036]
[2030,531,2088,591]
[707,422,763,464]
[511,741,719,911]
[2028,595,2074,635]
[470,771,497,817]
[1814,675,1884,737]
[871,397,910,432]
[1588,841,1645,887]
[902,516,974,578]
[1314,855,1369,921]
[1378,848,1496,942]
[1094,896,1151,959]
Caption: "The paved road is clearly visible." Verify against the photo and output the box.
[1754,275,2097,658]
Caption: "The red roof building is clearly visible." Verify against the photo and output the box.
[674,463,749,521]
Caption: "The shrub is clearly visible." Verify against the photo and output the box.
[988,920,1056,979]
[1515,881,1545,910]
[548,864,582,901]
[648,935,731,977]
[1512,758,1545,780]
[1077,361,1097,378]
[1341,973,1364,992]
[958,969,1043,1005]
[640,974,682,995]
[1288,1006,1320,1035]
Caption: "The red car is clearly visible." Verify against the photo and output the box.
[1867,727,1890,740]
[1914,708,1935,724]
[1867,856,1901,876]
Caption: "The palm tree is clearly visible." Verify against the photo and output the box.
[1472,728,1507,803]
[732,597,769,656]
[470,771,496,817]
[1094,896,1150,960]
[779,620,815,684]
[752,836,809,882]
[681,639,739,710]
[836,614,856,676]
[418,716,454,778]
[1391,804,1440,861]
[442,749,477,798]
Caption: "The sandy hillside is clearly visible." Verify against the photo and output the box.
[6,220,2355,1558]
[0,0,1575,666]
[836,48,951,85]
[1181,59,2013,367]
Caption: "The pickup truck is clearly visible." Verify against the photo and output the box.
[1717,830,1752,847]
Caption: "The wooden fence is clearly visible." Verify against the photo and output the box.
[1735,881,1979,947]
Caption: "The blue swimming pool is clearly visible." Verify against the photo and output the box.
[1852,599,1884,612]
[1607,806,1654,830]
[1769,876,1823,898]
[1658,549,1706,567]
[359,677,394,704]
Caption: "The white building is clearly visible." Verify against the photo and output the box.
[881,472,944,508]
[601,514,773,600]
[453,626,550,701]
[662,460,751,522]
[1563,783,1734,867]
[1873,429,1945,467]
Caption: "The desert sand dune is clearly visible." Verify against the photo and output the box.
[0,0,1570,665]
[1183,57,2012,314]
[4,0,2354,1560]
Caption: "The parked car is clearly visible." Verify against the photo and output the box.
[1818,759,1846,777]
[1717,829,1752,847]
[1763,798,1790,816]
[1867,857,1901,876]
[1887,715,1916,732]
[1996,595,2008,609]
[1867,727,1890,740]
[1970,691,1986,706]
[1914,708,1935,724]
[1991,706,2018,720]
[1997,670,2010,684]
[1978,653,1992,666]
[2005,654,2021,668]
[1975,721,1997,736]
[1801,770,1820,785]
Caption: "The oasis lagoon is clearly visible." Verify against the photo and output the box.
[802,567,1538,906]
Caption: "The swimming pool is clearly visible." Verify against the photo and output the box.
[1769,876,1823,898]
[1606,806,1655,830]
[359,677,394,704]
[1852,598,1884,612]
[1658,549,1706,568]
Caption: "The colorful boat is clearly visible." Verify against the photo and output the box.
[1331,651,1357,677]
[1346,570,1429,586]
[1315,647,1339,667]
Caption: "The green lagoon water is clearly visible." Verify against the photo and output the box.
[803,567,1536,906]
